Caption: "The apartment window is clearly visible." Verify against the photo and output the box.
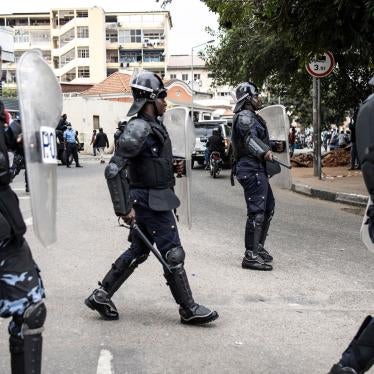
[119,50,142,63]
[61,48,75,67]
[14,29,29,44]
[106,50,118,63]
[143,51,164,63]
[194,73,201,80]
[77,26,89,38]
[30,30,50,44]
[106,30,118,43]
[170,74,176,79]
[182,74,189,81]
[76,10,88,18]
[78,66,90,78]
[78,47,89,58]
[119,29,141,43]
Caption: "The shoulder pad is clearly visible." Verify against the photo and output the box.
[105,163,119,179]
[237,110,255,129]
[117,118,151,158]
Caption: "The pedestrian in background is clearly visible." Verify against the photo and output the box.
[348,107,361,170]
[288,126,296,157]
[94,128,109,164]
[63,122,82,168]
[90,129,97,156]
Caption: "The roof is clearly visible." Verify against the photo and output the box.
[167,55,205,69]
[61,83,93,94]
[81,72,131,96]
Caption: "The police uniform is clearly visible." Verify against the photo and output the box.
[0,101,46,374]
[231,82,280,271]
[85,71,218,325]
[329,79,374,374]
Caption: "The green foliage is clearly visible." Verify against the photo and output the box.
[202,0,374,125]
[2,86,17,98]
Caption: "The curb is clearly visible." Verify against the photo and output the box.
[291,183,368,207]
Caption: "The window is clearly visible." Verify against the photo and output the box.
[14,29,29,44]
[208,73,214,78]
[60,28,75,47]
[143,51,164,63]
[118,29,141,43]
[78,47,89,58]
[106,30,118,42]
[93,115,100,130]
[77,26,89,38]
[182,73,189,81]
[61,68,76,82]
[194,73,201,80]
[170,74,176,79]
[76,10,88,18]
[78,66,90,78]
[120,50,142,63]
[106,50,118,63]
[61,48,75,67]
[30,30,50,44]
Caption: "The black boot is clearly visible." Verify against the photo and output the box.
[242,214,273,271]
[9,335,25,374]
[258,211,274,263]
[328,316,374,374]
[85,256,145,320]
[164,267,218,324]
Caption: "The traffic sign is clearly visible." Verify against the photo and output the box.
[306,52,335,78]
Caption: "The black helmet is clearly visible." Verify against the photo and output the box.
[233,81,261,113]
[127,71,167,116]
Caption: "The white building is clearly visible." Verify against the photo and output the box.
[0,7,172,85]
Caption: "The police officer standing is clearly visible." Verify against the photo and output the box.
[328,77,374,374]
[63,122,82,168]
[0,100,46,374]
[231,82,284,271]
[85,71,218,325]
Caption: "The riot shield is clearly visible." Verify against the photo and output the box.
[163,107,195,228]
[361,199,374,253]
[16,50,62,246]
[258,105,291,188]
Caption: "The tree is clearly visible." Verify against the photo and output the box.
[202,0,374,124]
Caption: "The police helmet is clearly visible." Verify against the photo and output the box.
[127,71,167,116]
[233,81,261,113]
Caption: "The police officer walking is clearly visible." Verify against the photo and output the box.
[85,71,218,325]
[0,100,46,374]
[231,82,284,271]
[63,122,82,168]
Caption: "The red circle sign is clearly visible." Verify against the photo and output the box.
[306,52,335,78]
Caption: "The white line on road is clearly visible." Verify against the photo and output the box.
[97,349,114,374]
[24,217,33,226]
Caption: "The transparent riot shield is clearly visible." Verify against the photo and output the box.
[163,107,196,228]
[17,50,62,246]
[361,199,374,253]
[258,105,291,188]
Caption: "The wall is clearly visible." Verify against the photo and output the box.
[62,96,131,153]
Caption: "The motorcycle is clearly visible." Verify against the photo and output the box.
[209,151,222,178]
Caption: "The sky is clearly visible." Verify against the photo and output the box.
[1,0,219,55]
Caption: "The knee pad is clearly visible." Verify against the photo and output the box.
[165,246,185,269]
[22,301,46,337]
[248,213,265,229]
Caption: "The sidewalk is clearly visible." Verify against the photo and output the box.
[291,166,368,207]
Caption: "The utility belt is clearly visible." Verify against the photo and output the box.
[128,157,175,189]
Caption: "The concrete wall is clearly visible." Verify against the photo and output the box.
[62,96,131,154]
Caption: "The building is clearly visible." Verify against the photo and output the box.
[166,54,234,101]
[0,7,172,85]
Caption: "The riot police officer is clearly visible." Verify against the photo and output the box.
[0,100,46,374]
[231,82,284,271]
[328,78,374,374]
[85,71,218,325]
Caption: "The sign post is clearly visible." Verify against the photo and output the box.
[306,52,335,179]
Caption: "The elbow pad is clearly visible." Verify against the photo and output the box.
[105,162,132,216]
[246,137,271,159]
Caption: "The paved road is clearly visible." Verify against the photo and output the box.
[1,162,373,374]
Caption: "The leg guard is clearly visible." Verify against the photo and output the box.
[85,254,148,320]
[329,316,374,374]
[243,214,272,271]
[258,210,274,263]
[164,246,218,325]
[9,301,46,374]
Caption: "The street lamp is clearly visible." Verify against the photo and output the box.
[191,39,214,123]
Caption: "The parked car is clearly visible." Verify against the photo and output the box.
[192,119,233,168]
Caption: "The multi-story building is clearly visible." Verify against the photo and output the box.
[0,7,171,85]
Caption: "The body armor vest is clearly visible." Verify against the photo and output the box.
[127,120,175,189]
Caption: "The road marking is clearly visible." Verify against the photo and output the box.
[24,217,33,226]
[97,349,114,374]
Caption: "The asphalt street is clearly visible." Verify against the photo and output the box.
[1,161,373,374]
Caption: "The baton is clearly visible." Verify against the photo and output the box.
[272,156,292,169]
[119,219,172,273]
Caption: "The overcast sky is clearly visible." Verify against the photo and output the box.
[1,0,219,54]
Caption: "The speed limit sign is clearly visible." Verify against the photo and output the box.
[306,51,335,78]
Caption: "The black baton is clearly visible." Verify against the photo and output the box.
[272,156,292,169]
